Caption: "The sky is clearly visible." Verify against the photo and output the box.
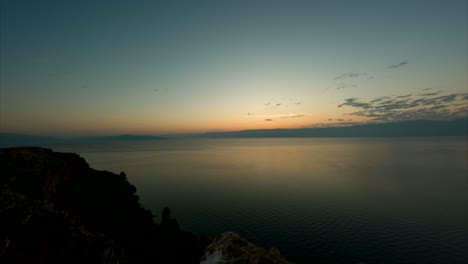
[1,0,467,136]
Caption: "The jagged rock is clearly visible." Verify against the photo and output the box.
[0,185,125,263]
[200,232,293,264]
[0,147,210,263]
[1,147,291,264]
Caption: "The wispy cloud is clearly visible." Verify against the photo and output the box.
[334,72,368,80]
[338,98,372,109]
[281,114,304,118]
[265,119,273,121]
[370,96,391,103]
[396,94,412,98]
[264,101,283,110]
[388,59,409,69]
[337,91,467,121]
[336,83,358,90]
[254,113,308,119]
[419,92,441,96]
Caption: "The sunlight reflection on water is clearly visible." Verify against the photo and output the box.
[42,137,468,264]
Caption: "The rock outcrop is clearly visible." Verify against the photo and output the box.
[200,232,293,264]
[0,147,292,264]
[0,147,210,263]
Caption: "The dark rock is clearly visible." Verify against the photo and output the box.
[200,232,293,264]
[161,207,171,225]
[0,147,210,263]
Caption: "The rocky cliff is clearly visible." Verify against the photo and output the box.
[0,147,291,264]
[201,232,293,264]
[0,147,209,263]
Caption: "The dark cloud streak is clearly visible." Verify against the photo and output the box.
[281,114,304,119]
[388,60,409,69]
[337,92,467,121]
[333,72,367,80]
[419,92,441,96]
[336,83,358,90]
[396,94,412,98]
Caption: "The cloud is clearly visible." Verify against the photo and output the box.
[419,92,441,96]
[396,94,412,98]
[336,83,358,90]
[388,60,408,69]
[281,114,304,119]
[338,98,372,109]
[247,113,254,116]
[265,102,283,110]
[333,72,367,80]
[422,88,432,91]
[429,105,446,110]
[419,94,460,105]
[337,92,467,121]
[295,101,303,105]
[328,118,332,121]
[370,96,391,103]
[265,119,273,121]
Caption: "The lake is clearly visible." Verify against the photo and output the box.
[15,137,468,263]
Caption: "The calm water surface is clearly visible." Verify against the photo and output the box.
[26,138,468,263]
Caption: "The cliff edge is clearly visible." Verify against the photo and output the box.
[0,147,208,263]
[0,147,291,264]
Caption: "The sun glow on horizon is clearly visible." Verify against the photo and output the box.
[1,0,466,136]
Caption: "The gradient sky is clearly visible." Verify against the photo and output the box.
[1,0,467,136]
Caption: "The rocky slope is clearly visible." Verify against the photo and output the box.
[201,232,293,264]
[0,147,209,263]
[0,147,291,264]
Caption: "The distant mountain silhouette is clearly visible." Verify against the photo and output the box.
[203,118,468,138]
[0,134,166,146]
[74,134,167,141]
[2,118,467,143]
[0,133,61,144]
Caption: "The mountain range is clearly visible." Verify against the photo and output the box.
[202,118,468,138]
[1,118,467,144]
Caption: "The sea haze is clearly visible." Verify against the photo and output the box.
[8,137,467,264]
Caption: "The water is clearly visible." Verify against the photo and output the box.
[5,137,468,263]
